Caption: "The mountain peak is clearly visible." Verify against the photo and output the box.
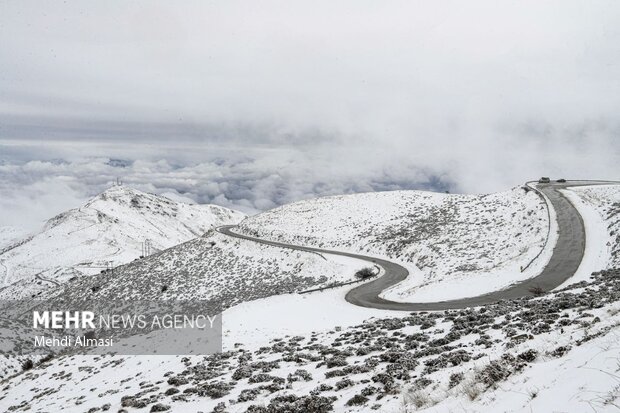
[88,185,169,208]
[99,184,143,197]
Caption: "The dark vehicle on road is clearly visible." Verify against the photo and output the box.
[538,177,551,183]
[557,178,566,183]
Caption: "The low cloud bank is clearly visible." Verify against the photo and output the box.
[0,141,452,231]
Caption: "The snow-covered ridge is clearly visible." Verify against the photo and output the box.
[0,227,29,251]
[0,186,245,298]
[1,184,620,411]
[35,230,365,309]
[237,187,550,301]
[566,185,620,268]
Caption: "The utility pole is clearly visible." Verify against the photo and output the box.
[142,239,152,257]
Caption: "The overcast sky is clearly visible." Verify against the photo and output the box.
[1,1,619,230]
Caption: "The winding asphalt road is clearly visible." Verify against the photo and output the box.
[217,181,615,311]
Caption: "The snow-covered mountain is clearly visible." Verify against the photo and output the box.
[238,187,551,302]
[2,183,620,412]
[0,226,28,250]
[42,230,365,306]
[0,186,245,298]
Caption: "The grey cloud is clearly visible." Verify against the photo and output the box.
[0,147,453,230]
[1,113,617,231]
[2,1,619,130]
[0,1,619,229]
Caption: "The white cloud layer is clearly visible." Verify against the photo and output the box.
[0,1,619,229]
[0,145,451,230]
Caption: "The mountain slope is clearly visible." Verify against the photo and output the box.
[0,199,367,378]
[43,230,364,306]
[0,226,28,250]
[3,268,619,413]
[0,186,245,298]
[564,184,620,268]
[237,187,551,302]
[2,184,620,411]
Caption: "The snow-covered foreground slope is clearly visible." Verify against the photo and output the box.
[3,268,620,413]
[422,327,620,412]
[238,187,551,302]
[0,186,245,299]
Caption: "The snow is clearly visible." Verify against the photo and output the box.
[0,226,28,250]
[557,186,614,287]
[4,268,620,413]
[0,184,619,412]
[418,325,620,413]
[43,231,369,307]
[238,187,551,302]
[222,278,394,351]
[0,186,245,298]
[563,184,620,270]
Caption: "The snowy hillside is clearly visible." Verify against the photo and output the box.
[0,228,367,378]
[0,187,368,378]
[3,268,619,413]
[43,231,366,307]
[0,186,245,298]
[238,187,551,301]
[0,226,28,250]
[1,183,619,412]
[564,185,620,268]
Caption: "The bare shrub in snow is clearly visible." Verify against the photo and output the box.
[346,394,369,406]
[355,267,376,280]
[403,388,435,409]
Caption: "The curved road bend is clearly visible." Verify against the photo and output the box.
[217,181,612,311]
